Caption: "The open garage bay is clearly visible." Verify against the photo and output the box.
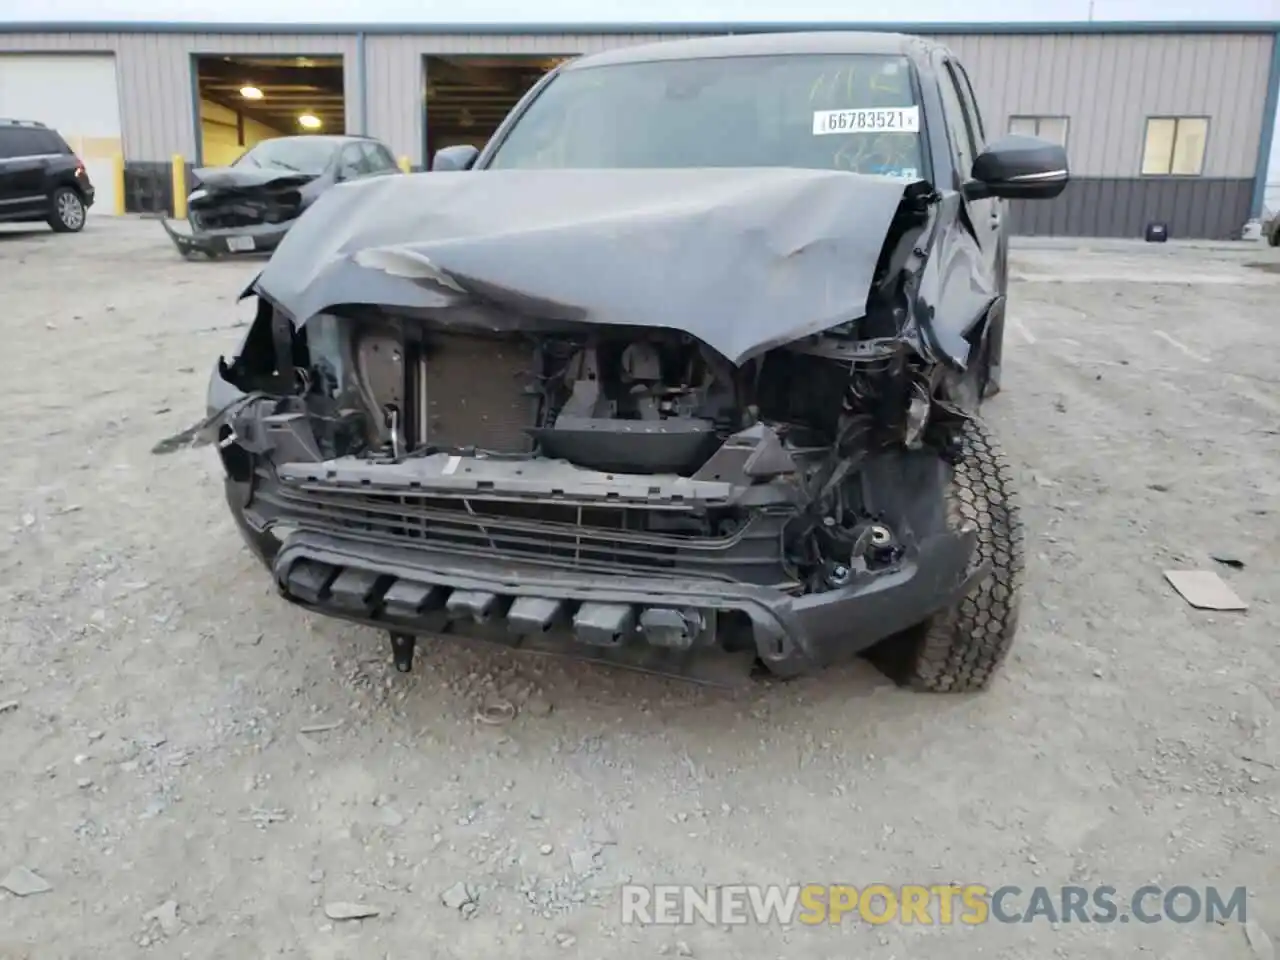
[0,219,1277,958]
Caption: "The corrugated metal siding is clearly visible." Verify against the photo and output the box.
[931,32,1273,177]
[0,32,361,160]
[1009,177,1254,238]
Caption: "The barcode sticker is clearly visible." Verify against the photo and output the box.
[812,106,920,136]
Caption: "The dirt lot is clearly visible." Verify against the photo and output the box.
[0,218,1277,960]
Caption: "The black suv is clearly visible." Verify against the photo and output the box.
[0,119,96,233]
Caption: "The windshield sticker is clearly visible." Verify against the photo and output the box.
[812,106,920,136]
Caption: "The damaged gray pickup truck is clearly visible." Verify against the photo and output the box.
[201,32,1068,690]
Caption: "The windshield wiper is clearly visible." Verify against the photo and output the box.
[268,160,302,172]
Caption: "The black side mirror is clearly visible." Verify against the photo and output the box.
[963,134,1069,201]
[431,144,480,172]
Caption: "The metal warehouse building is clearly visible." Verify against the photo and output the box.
[1,20,1277,239]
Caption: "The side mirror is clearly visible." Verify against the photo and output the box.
[963,134,1069,201]
[431,144,480,172]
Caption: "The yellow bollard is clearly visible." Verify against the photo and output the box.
[171,154,187,220]
[111,153,126,216]
[398,155,411,173]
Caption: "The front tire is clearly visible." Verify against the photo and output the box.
[1269,223,1280,248]
[48,187,87,233]
[889,418,1025,692]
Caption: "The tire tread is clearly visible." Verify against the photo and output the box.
[906,417,1025,692]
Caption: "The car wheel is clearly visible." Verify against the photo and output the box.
[1269,224,1280,248]
[874,418,1025,692]
[48,187,87,233]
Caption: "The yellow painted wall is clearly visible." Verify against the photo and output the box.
[199,99,287,166]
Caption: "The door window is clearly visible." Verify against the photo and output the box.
[338,143,368,179]
[935,62,977,181]
[0,128,21,159]
[0,126,60,160]
[951,61,987,143]
[360,142,400,173]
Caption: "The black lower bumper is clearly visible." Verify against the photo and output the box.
[235,505,981,684]
[160,216,293,258]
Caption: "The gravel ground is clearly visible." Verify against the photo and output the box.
[0,218,1277,960]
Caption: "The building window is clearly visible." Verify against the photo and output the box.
[1141,117,1208,176]
[1009,115,1069,146]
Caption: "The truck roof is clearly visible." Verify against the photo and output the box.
[565,31,947,70]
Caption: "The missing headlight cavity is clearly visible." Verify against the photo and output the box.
[217,425,253,484]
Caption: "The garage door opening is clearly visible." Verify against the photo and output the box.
[0,53,123,216]
[424,56,568,164]
[195,54,345,167]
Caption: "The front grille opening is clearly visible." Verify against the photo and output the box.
[261,483,790,585]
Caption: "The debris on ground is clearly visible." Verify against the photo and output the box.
[1210,554,1246,570]
[1,866,52,896]
[1163,570,1249,611]
[441,881,478,918]
[324,901,381,921]
[569,848,598,876]
[524,695,554,718]
[0,700,18,715]
[298,720,343,734]
[1246,920,1276,960]
[474,698,516,725]
[143,900,182,937]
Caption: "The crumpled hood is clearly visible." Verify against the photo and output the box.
[193,166,318,193]
[253,167,925,365]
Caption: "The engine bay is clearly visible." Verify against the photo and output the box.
[331,321,934,480]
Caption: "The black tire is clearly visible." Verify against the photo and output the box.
[48,187,87,233]
[894,418,1025,692]
[1268,224,1280,248]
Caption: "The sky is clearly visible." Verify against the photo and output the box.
[2,0,1278,193]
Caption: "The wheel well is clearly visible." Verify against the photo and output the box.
[47,174,86,200]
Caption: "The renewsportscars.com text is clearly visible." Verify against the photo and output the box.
[620,883,1248,926]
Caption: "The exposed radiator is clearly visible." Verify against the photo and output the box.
[409,333,538,453]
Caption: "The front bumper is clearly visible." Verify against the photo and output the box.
[229,483,980,684]
[160,216,294,257]
[209,364,982,684]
